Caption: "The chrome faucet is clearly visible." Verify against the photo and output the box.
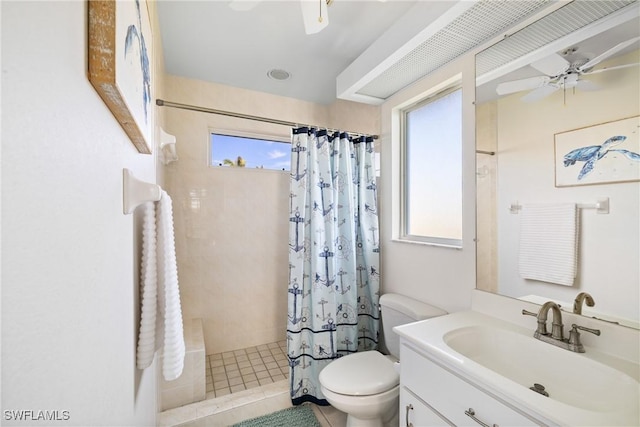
[522,301,600,353]
[573,292,595,315]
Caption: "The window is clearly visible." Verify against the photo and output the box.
[401,86,462,247]
[210,132,290,171]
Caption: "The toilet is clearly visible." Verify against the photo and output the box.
[318,293,447,427]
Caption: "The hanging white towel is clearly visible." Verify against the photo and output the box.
[136,201,158,369]
[518,203,578,286]
[156,189,185,381]
[135,190,185,381]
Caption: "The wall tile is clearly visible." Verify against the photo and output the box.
[165,74,380,354]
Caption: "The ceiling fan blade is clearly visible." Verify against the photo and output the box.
[521,85,559,103]
[575,79,600,92]
[529,53,570,76]
[301,0,329,35]
[496,76,550,96]
[579,36,640,71]
[229,0,261,11]
[583,62,640,75]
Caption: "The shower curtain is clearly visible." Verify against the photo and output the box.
[287,127,380,405]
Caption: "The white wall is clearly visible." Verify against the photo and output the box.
[491,50,640,323]
[161,75,380,354]
[379,55,477,313]
[2,1,161,424]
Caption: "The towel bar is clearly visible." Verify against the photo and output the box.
[510,198,609,215]
[123,168,161,214]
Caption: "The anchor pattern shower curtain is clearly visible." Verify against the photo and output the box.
[287,127,380,405]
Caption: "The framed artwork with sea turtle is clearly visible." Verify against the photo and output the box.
[554,116,640,187]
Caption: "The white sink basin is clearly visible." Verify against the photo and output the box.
[393,310,640,426]
[443,325,638,412]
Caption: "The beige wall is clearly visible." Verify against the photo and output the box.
[2,0,166,424]
[162,75,379,354]
[475,101,498,293]
[486,49,640,323]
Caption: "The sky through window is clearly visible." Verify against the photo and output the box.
[211,133,290,171]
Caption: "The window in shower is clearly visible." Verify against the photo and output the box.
[210,131,290,171]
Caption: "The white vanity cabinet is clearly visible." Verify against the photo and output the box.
[400,387,453,427]
[399,341,544,427]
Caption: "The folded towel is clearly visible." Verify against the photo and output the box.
[135,191,185,381]
[518,203,578,286]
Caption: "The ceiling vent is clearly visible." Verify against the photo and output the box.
[476,0,638,82]
[337,0,552,104]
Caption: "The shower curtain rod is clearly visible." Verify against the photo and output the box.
[157,99,495,153]
[156,99,379,139]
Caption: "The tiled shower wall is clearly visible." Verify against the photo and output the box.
[164,74,380,354]
[475,101,498,293]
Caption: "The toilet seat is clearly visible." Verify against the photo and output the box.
[319,351,399,396]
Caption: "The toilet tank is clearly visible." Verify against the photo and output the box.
[379,293,447,359]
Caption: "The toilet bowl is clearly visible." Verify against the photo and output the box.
[319,351,399,427]
[318,293,447,427]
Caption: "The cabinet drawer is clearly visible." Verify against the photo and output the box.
[401,387,454,427]
[401,344,541,426]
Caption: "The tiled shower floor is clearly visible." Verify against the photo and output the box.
[206,340,289,398]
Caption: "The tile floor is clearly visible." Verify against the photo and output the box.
[159,341,347,427]
[206,341,289,398]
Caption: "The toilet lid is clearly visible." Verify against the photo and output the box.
[319,351,399,396]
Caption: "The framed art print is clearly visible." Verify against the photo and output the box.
[555,116,640,187]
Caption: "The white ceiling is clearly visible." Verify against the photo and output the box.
[476,2,640,103]
[157,0,420,105]
[157,0,640,106]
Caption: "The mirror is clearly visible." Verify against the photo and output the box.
[475,1,640,329]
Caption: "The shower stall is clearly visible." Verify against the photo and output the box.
[156,75,380,419]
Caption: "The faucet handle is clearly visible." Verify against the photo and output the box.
[522,309,549,336]
[572,324,601,336]
[568,324,601,353]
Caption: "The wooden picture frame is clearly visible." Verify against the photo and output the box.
[554,116,640,187]
[88,0,153,154]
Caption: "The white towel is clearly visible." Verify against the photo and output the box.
[136,201,158,369]
[156,190,185,381]
[136,190,185,381]
[518,203,578,286]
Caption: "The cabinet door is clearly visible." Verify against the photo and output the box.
[401,345,542,426]
[400,387,454,427]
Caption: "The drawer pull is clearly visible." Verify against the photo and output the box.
[465,408,498,427]
[405,404,414,427]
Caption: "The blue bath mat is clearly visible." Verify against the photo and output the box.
[231,405,321,427]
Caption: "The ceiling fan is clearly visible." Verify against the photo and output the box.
[496,36,640,102]
[229,0,333,35]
